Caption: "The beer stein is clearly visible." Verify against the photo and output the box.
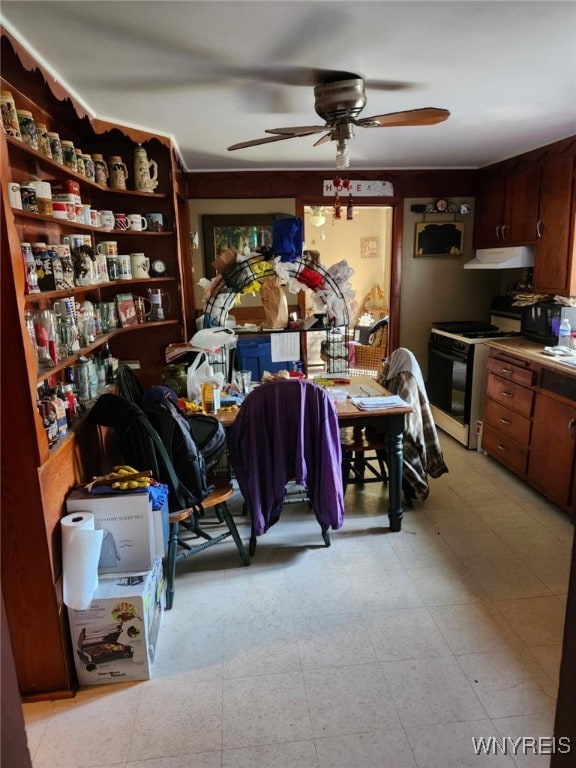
[130,252,150,279]
[107,155,129,190]
[1,90,22,139]
[133,144,158,192]
[147,287,171,321]
[133,295,152,324]
[92,154,108,186]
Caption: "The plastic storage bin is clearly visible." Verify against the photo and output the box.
[236,336,293,381]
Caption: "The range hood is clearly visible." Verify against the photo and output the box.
[463,246,535,270]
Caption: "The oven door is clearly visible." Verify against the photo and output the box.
[427,340,473,426]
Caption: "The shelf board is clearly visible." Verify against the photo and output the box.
[35,319,180,384]
[6,135,167,198]
[24,276,176,303]
[12,207,174,236]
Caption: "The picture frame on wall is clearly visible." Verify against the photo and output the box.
[414,221,464,257]
[360,236,380,259]
[202,214,277,278]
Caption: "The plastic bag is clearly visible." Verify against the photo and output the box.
[186,351,211,400]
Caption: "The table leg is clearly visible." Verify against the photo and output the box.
[386,417,404,532]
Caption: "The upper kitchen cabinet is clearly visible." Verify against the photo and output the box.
[474,166,540,249]
[532,155,576,296]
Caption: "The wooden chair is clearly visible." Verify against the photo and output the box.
[340,426,388,491]
[167,479,249,610]
[227,380,345,556]
[88,394,250,611]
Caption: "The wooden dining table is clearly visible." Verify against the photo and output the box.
[216,376,413,532]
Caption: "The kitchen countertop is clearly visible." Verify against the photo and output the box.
[486,337,576,377]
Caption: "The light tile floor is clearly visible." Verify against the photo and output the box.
[23,435,574,768]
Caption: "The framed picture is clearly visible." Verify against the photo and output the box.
[360,236,380,259]
[202,214,277,278]
[115,292,138,327]
[414,221,464,257]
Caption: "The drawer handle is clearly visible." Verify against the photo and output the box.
[500,367,512,375]
[536,219,543,238]
[497,444,509,453]
[499,417,512,425]
[501,391,513,398]
[570,419,576,439]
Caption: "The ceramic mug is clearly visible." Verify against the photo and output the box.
[98,210,115,231]
[130,252,150,279]
[62,233,92,249]
[114,212,130,230]
[127,213,148,231]
[145,212,164,232]
[117,254,132,280]
[96,241,118,257]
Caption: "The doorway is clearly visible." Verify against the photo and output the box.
[302,204,393,367]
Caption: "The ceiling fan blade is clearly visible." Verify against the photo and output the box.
[356,108,450,127]
[228,134,302,151]
[313,133,333,147]
[265,126,327,136]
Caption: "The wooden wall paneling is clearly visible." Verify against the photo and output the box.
[185,169,478,200]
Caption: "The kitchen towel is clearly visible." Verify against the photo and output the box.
[61,512,103,610]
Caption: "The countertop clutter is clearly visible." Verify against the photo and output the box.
[486,337,576,377]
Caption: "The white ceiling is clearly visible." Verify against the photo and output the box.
[2,1,575,173]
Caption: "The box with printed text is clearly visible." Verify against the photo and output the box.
[68,558,164,685]
[66,489,166,574]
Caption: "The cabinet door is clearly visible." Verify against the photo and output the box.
[533,156,575,295]
[474,174,506,249]
[502,166,540,244]
[528,394,576,509]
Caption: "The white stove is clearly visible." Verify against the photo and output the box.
[427,319,522,449]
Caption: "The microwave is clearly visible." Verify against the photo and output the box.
[521,302,576,345]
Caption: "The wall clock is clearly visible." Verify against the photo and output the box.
[150,259,167,277]
[434,198,449,213]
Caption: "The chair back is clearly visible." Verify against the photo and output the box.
[227,379,345,537]
[116,364,146,404]
[88,394,199,512]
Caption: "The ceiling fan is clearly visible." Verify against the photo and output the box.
[228,72,450,168]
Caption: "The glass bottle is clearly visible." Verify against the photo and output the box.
[100,341,115,384]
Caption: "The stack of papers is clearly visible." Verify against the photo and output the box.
[350,395,410,410]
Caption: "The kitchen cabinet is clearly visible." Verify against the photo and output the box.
[532,156,576,296]
[528,392,576,511]
[483,346,576,517]
[474,166,540,249]
[483,353,536,476]
[0,32,193,698]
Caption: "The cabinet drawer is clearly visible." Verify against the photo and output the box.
[487,357,535,386]
[484,398,532,445]
[487,374,534,416]
[483,424,528,475]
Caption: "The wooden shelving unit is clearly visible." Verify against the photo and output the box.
[0,30,194,699]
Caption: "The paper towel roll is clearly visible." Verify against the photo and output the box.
[61,512,103,610]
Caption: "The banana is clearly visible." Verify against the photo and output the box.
[113,465,139,474]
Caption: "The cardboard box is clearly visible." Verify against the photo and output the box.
[68,559,164,685]
[66,489,166,575]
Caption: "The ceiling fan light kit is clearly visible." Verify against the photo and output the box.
[227,72,450,168]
